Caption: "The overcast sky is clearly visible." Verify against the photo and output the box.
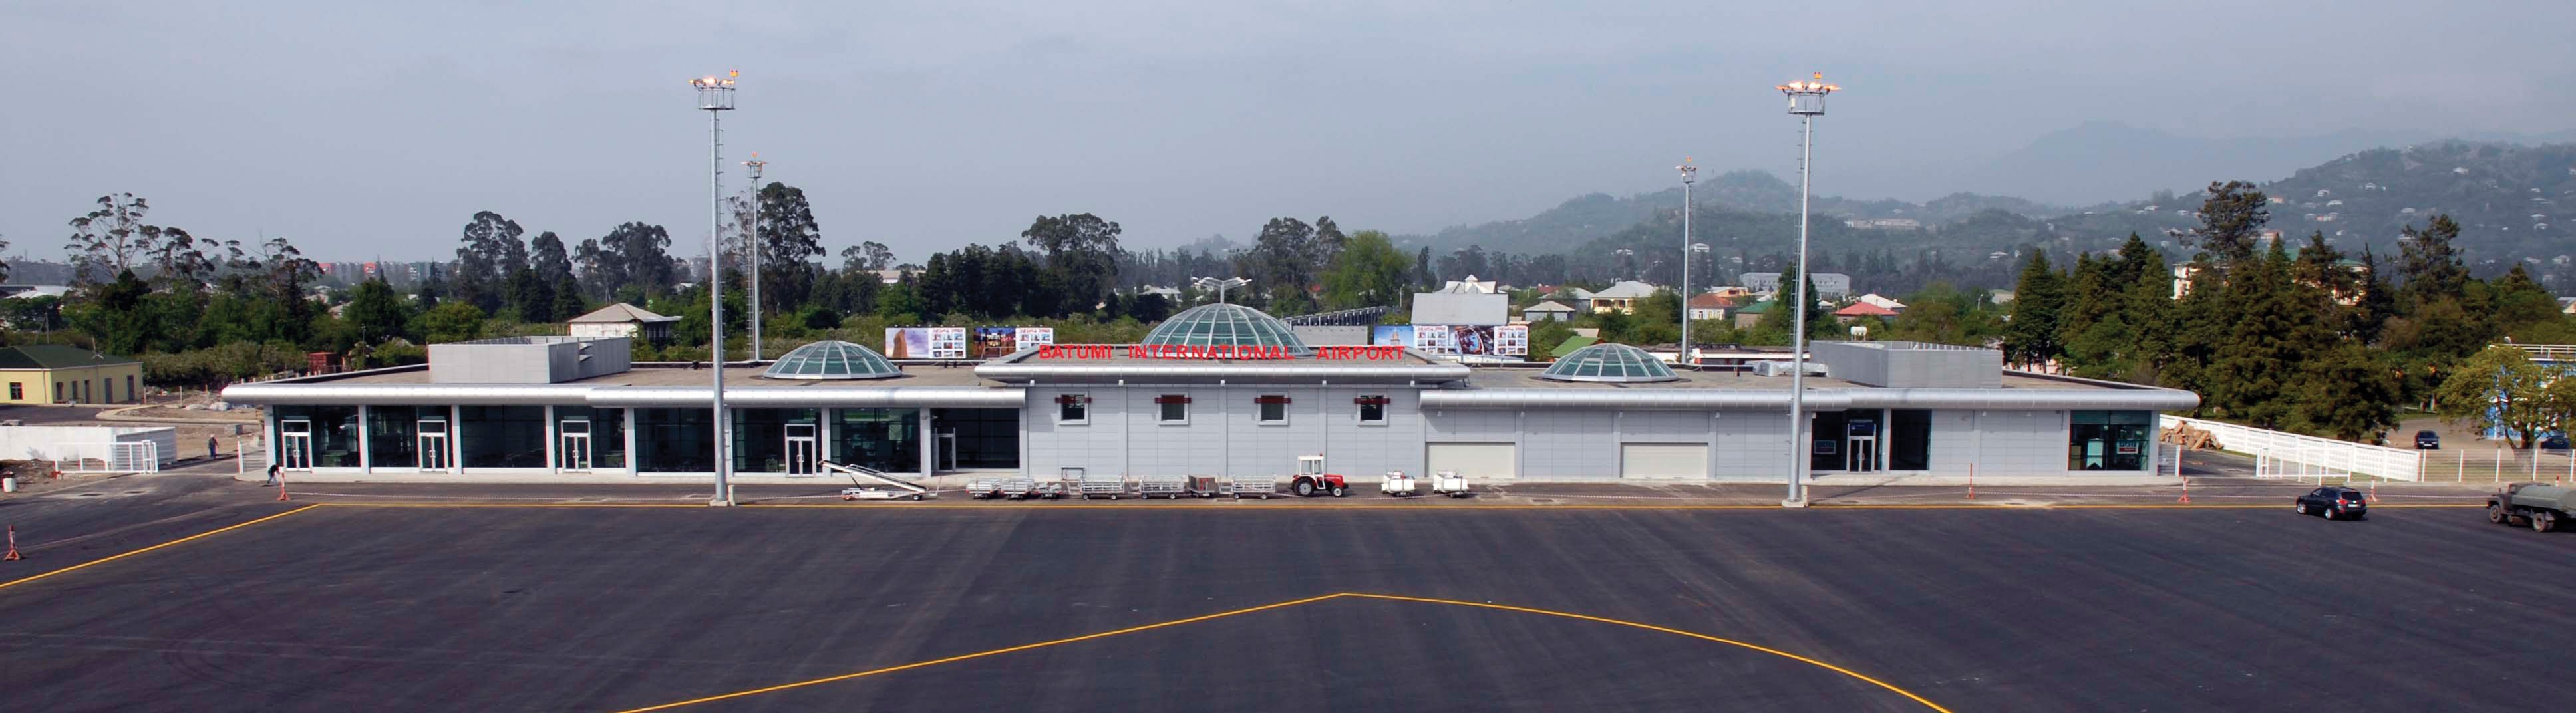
[5,0,2571,265]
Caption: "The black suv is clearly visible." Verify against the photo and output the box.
[2413,430,2440,449]
[2543,434,2571,450]
[2295,486,2368,521]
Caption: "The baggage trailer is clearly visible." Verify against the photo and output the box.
[1138,474,1188,499]
[997,476,1062,500]
[1432,470,1470,498]
[1380,470,1418,497]
[1225,475,1275,499]
[967,478,1007,499]
[1078,470,1130,499]
[830,461,935,501]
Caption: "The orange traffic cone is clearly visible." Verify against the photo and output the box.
[2177,477,2191,504]
[4,525,21,561]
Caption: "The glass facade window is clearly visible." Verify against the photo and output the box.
[637,408,715,472]
[1358,396,1388,424]
[2070,410,2152,471]
[733,408,820,472]
[555,406,626,470]
[836,408,920,474]
[365,406,424,468]
[1158,396,1188,423]
[460,406,547,468]
[1889,409,1932,471]
[1257,398,1287,424]
[933,408,1019,470]
[274,405,361,468]
[1058,395,1088,424]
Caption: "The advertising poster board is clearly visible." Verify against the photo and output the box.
[1015,327,1055,349]
[972,327,1018,359]
[1493,325,1529,356]
[884,327,933,358]
[1413,325,1456,355]
[928,327,968,359]
[1448,325,1496,355]
[1370,325,1415,349]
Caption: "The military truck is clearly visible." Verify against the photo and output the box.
[2486,482,2574,533]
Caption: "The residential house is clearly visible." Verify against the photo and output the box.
[1585,281,1661,315]
[1855,293,1907,312]
[1685,293,1737,322]
[567,303,681,344]
[1522,300,1577,323]
[1832,302,1898,325]
[1730,300,1774,329]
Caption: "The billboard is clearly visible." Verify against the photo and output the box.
[1015,327,1055,349]
[1492,325,1528,356]
[884,327,969,359]
[1374,324,1524,356]
[971,327,1019,359]
[1370,325,1414,349]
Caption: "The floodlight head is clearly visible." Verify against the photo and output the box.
[1779,72,1836,116]
[1691,243,1710,253]
[1678,157,1697,184]
[693,72,737,111]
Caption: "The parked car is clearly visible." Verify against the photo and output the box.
[2413,430,2441,449]
[2294,486,2368,521]
[2542,434,2571,450]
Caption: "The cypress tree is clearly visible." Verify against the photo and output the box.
[2002,251,2063,368]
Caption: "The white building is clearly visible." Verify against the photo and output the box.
[567,303,681,344]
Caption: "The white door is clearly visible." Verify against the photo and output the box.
[279,419,314,470]
[1620,443,1708,480]
[1426,442,1515,480]
[418,419,450,472]
[784,423,819,476]
[560,420,593,472]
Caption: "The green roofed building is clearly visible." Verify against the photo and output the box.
[0,345,143,404]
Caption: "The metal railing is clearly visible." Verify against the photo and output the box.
[2510,344,2576,364]
[2163,414,2423,482]
[2419,447,2576,485]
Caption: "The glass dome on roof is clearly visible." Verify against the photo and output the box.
[1539,343,1679,382]
[762,340,903,380]
[1141,303,1311,351]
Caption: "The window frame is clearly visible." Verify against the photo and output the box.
[1355,394,1389,426]
[1056,393,1090,426]
[1156,394,1190,425]
[1256,395,1289,426]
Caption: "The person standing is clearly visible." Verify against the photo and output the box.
[207,435,219,460]
[264,462,281,487]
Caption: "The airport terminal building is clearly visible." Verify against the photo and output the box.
[221,304,2197,483]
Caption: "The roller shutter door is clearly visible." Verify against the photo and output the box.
[1621,443,1707,480]
[1426,442,1515,479]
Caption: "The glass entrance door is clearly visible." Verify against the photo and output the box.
[560,420,593,472]
[784,423,819,475]
[418,418,451,471]
[279,419,314,470]
[1845,415,1879,473]
[936,430,958,472]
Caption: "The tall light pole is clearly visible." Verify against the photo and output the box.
[693,71,737,507]
[1677,158,1697,360]
[1778,72,1838,508]
[744,154,766,362]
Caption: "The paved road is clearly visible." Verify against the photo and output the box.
[0,488,2563,712]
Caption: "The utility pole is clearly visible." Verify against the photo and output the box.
[1778,72,1838,508]
[693,71,738,507]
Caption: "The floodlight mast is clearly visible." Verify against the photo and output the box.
[1193,276,1249,304]
[1778,72,1837,509]
[744,154,766,364]
[693,71,738,507]
[1678,158,1697,364]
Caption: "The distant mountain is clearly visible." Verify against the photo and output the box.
[1955,121,2576,207]
[1400,171,2071,256]
[2224,140,2576,263]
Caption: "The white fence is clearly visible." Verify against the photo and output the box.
[2420,447,2576,485]
[2160,414,2423,482]
[43,442,162,474]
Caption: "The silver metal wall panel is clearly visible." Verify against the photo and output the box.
[1712,411,1791,480]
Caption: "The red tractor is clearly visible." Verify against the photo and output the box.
[1290,455,1349,497]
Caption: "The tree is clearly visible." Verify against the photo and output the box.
[595,222,679,301]
[2397,215,2469,308]
[453,211,527,312]
[344,277,415,343]
[530,231,575,289]
[1022,214,1123,315]
[2001,251,2062,368]
[64,193,162,285]
[843,241,895,272]
[2190,180,2269,265]
[2295,343,2401,442]
[1319,231,1413,311]
[2436,345,2560,448]
[751,182,826,319]
[1413,247,1434,289]
[418,301,488,344]
[2209,241,2323,429]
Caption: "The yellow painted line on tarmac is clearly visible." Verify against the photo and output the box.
[0,504,323,591]
[615,591,1953,712]
[287,500,2491,511]
[1341,593,1954,712]
[311,502,707,509]
[608,593,1344,713]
